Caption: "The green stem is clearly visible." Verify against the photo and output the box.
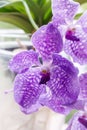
[22,0,39,30]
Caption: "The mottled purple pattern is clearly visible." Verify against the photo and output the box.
[47,64,79,105]
[52,14,66,28]
[52,53,79,75]
[52,0,79,26]
[69,100,86,111]
[9,50,39,73]
[66,112,87,130]
[14,69,44,112]
[45,97,71,114]
[79,73,87,99]
[21,101,41,114]
[31,23,63,61]
[77,11,87,33]
[39,86,52,106]
[64,27,87,65]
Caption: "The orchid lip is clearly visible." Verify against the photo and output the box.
[78,115,87,128]
[39,70,50,84]
[65,29,80,41]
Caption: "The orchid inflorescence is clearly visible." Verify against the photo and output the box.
[9,0,87,129]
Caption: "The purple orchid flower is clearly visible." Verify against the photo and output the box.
[8,0,87,120]
[9,51,79,114]
[52,0,87,65]
[66,111,87,130]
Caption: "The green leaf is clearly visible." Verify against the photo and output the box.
[0,0,52,31]
[0,1,26,15]
[34,0,47,7]
[25,0,41,18]
[0,1,37,31]
[0,13,34,33]
[42,1,52,24]
[0,0,41,28]
[25,0,52,26]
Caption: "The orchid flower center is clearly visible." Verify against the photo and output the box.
[78,115,87,128]
[40,69,50,84]
[65,28,80,42]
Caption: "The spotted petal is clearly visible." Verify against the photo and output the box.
[64,27,87,65]
[45,97,71,114]
[47,55,79,105]
[9,50,39,73]
[69,100,86,111]
[21,101,41,114]
[31,23,63,61]
[52,0,79,26]
[66,112,87,130]
[77,11,87,33]
[52,53,79,75]
[14,69,43,114]
[79,73,87,99]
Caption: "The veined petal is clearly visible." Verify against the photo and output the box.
[31,23,63,61]
[45,97,71,114]
[14,69,44,113]
[69,100,86,111]
[64,27,87,65]
[39,86,52,104]
[47,57,79,105]
[52,53,79,75]
[9,50,39,73]
[77,11,87,33]
[20,101,41,114]
[79,73,87,99]
[52,14,66,28]
[52,0,79,26]
[66,111,87,130]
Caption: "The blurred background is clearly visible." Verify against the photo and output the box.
[0,0,87,130]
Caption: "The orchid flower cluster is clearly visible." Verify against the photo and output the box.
[9,0,87,129]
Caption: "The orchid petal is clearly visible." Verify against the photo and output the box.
[47,55,79,105]
[31,23,63,61]
[20,101,41,114]
[14,69,43,113]
[77,11,87,33]
[69,100,86,111]
[79,73,87,99]
[52,53,79,75]
[52,0,79,26]
[45,97,71,114]
[9,50,39,73]
[64,27,87,65]
[39,86,52,104]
